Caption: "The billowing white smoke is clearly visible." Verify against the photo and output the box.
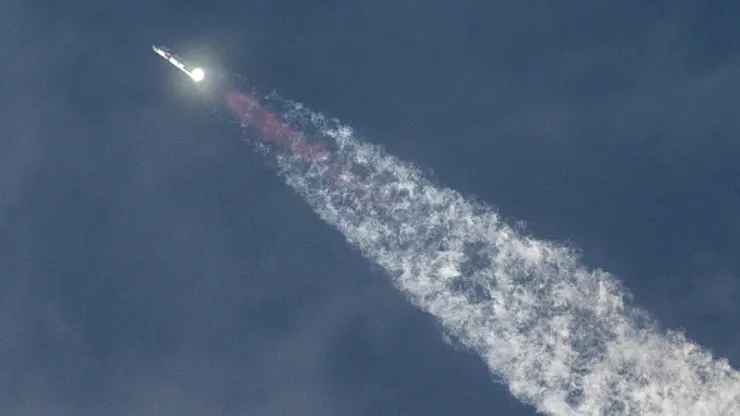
[270,105,740,415]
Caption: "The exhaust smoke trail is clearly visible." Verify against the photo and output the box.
[225,89,740,415]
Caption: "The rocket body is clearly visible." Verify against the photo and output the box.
[152,45,205,82]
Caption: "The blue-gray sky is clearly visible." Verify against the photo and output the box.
[2,1,739,414]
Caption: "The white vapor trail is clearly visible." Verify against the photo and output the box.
[267,104,740,415]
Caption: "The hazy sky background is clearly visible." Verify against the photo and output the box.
[2,1,740,414]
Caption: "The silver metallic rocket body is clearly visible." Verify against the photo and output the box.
[152,45,204,82]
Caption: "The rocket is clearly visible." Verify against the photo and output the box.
[152,45,205,82]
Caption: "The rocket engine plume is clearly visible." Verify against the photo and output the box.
[226,89,740,415]
[225,91,327,161]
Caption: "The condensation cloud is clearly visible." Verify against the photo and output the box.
[252,101,740,415]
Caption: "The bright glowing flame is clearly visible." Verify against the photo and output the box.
[190,67,205,82]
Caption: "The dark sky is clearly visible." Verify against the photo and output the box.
[3,1,740,414]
